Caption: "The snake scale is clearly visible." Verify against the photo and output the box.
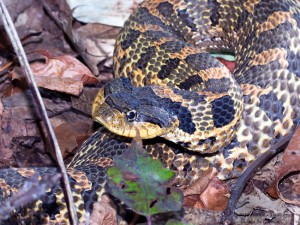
[1,0,300,224]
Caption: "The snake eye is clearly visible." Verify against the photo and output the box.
[126,110,137,121]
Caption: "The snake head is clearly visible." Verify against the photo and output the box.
[92,77,179,139]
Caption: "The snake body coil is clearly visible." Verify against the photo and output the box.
[1,0,300,224]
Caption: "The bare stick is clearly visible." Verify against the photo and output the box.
[0,1,78,224]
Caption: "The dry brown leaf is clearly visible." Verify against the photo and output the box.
[42,97,71,117]
[30,50,98,96]
[80,195,117,225]
[200,177,230,211]
[54,122,92,158]
[3,0,36,25]
[71,87,100,115]
[267,127,300,206]
[266,180,279,199]
[183,168,230,210]
[235,183,287,216]
[49,110,94,129]
[0,148,13,166]
[183,207,293,224]
[286,204,300,224]
[1,106,51,167]
[75,23,120,77]
[2,107,39,139]
[42,0,115,77]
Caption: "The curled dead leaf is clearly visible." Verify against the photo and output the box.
[268,127,300,206]
[83,195,118,225]
[75,24,119,76]
[71,87,100,115]
[183,168,230,210]
[30,50,98,95]
[235,183,287,216]
[54,122,91,158]
[266,180,279,199]
[0,148,13,165]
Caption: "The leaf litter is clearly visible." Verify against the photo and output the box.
[0,0,299,224]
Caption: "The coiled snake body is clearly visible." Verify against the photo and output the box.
[1,0,300,224]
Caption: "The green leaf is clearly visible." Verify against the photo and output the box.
[107,135,183,216]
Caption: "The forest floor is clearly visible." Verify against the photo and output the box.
[0,0,299,224]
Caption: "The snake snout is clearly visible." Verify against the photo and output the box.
[92,78,179,139]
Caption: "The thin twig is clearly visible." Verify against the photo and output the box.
[146,215,152,225]
[0,1,78,224]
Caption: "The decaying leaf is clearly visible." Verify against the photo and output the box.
[106,135,183,217]
[30,50,98,95]
[1,91,39,119]
[0,148,13,166]
[166,219,192,225]
[75,24,120,73]
[42,0,118,76]
[183,168,229,211]
[182,207,293,224]
[54,122,92,158]
[71,87,100,115]
[268,127,300,206]
[235,184,287,216]
[1,91,48,167]
[79,195,118,225]
[286,204,300,225]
